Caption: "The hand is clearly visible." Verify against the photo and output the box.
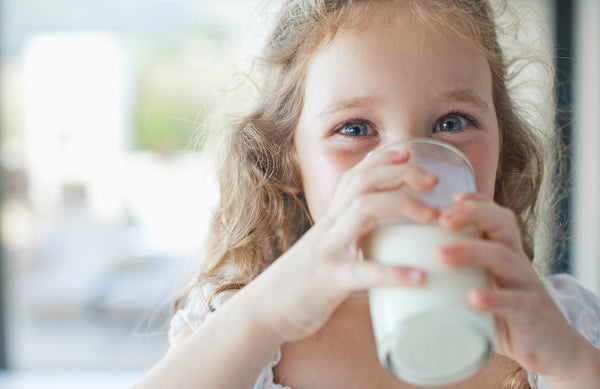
[436,193,596,383]
[246,148,438,344]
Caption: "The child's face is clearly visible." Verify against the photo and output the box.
[295,7,500,222]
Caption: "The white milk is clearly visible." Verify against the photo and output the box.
[364,223,495,386]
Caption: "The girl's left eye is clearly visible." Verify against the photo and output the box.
[434,114,470,133]
[336,121,376,137]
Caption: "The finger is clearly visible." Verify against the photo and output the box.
[453,192,488,203]
[334,260,426,292]
[329,149,439,220]
[439,198,522,252]
[337,160,438,201]
[467,288,533,322]
[359,148,409,169]
[436,239,531,287]
[366,164,438,192]
[326,191,440,251]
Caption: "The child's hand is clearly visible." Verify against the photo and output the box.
[245,149,438,344]
[437,193,600,386]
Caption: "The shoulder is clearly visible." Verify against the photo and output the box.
[168,283,236,344]
[167,284,289,389]
[541,273,600,345]
[528,273,600,387]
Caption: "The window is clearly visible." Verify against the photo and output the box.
[0,0,263,385]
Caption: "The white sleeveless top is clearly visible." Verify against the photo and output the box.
[169,274,600,389]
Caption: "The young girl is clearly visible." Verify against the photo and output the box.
[135,0,600,388]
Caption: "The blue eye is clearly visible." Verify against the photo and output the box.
[435,115,469,132]
[337,121,375,137]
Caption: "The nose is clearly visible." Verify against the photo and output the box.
[376,131,435,154]
[380,116,436,148]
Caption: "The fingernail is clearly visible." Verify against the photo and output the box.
[467,289,487,309]
[440,209,454,220]
[389,149,409,160]
[424,173,438,185]
[421,207,440,222]
[407,269,424,282]
[366,148,408,159]
[453,193,467,203]
[435,246,450,259]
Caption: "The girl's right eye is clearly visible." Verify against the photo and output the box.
[336,121,376,137]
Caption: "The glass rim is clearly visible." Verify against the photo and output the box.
[377,138,475,178]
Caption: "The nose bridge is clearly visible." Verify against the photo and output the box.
[382,108,431,147]
[386,129,427,144]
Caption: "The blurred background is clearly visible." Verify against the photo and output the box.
[0,0,598,388]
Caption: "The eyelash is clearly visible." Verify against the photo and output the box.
[333,111,479,138]
[436,111,479,132]
[334,118,377,138]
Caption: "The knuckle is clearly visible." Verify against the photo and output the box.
[462,199,478,215]
[351,194,372,213]
[498,243,513,260]
[496,205,517,223]
[457,242,479,263]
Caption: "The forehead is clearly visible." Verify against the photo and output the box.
[320,1,487,49]
[303,4,493,109]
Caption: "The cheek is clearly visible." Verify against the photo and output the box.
[299,146,364,222]
[466,146,499,199]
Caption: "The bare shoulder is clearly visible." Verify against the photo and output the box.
[167,323,194,354]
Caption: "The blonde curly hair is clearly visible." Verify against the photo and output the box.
[182,1,556,387]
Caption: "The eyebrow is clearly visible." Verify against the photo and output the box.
[316,97,379,120]
[315,89,490,120]
[440,89,490,111]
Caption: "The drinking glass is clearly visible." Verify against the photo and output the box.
[363,138,495,386]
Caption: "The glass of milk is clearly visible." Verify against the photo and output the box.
[362,138,496,386]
